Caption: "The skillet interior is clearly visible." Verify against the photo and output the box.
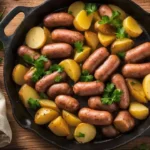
[3,0,150,149]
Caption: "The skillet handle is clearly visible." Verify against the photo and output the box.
[0,6,33,47]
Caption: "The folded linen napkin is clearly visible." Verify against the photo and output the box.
[0,90,12,148]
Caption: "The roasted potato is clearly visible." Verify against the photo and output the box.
[98,32,116,47]
[43,27,53,44]
[85,31,99,51]
[74,46,91,63]
[74,123,96,143]
[93,11,101,22]
[19,84,40,107]
[12,64,28,85]
[68,1,85,17]
[74,10,93,31]
[123,16,143,38]
[25,26,47,49]
[59,59,81,82]
[62,110,81,127]
[126,78,148,103]
[48,116,70,136]
[143,74,150,100]
[129,102,149,120]
[35,108,59,125]
[111,38,134,54]
[67,127,75,140]
[39,100,60,112]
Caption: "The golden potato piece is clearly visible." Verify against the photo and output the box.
[12,64,28,85]
[59,59,81,82]
[123,16,143,38]
[43,27,53,44]
[108,4,127,20]
[93,11,101,22]
[126,78,148,103]
[129,102,149,120]
[19,84,40,107]
[74,10,93,31]
[62,110,81,127]
[74,46,91,63]
[143,74,150,100]
[98,32,116,47]
[68,1,85,17]
[48,116,70,136]
[67,127,75,140]
[35,108,59,125]
[25,26,46,49]
[74,123,96,143]
[111,38,134,54]
[39,100,60,112]
[85,31,99,51]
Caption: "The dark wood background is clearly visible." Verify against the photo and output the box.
[0,0,150,149]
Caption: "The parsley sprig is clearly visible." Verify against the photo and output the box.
[40,92,48,99]
[116,27,128,39]
[55,75,62,82]
[80,70,94,82]
[85,3,97,15]
[74,41,84,53]
[28,98,41,110]
[76,132,85,138]
[101,83,123,105]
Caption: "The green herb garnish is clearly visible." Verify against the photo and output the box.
[116,27,128,39]
[40,92,48,99]
[55,75,62,82]
[74,41,84,53]
[117,52,126,59]
[28,98,41,110]
[76,132,85,138]
[68,11,73,15]
[23,54,34,65]
[85,3,97,15]
[80,70,94,82]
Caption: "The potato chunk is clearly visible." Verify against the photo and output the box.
[143,74,150,100]
[43,27,53,44]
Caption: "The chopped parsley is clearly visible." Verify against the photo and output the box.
[117,52,126,59]
[40,92,48,99]
[23,54,34,65]
[76,132,85,138]
[80,70,94,82]
[55,75,62,82]
[68,11,73,15]
[116,27,128,39]
[74,41,84,53]
[28,98,41,110]
[85,3,97,15]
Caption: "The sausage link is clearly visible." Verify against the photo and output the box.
[44,12,74,27]
[114,111,135,133]
[41,43,73,59]
[88,96,117,112]
[82,47,109,73]
[78,108,113,125]
[125,42,150,63]
[98,5,113,18]
[102,125,120,138]
[47,83,73,99]
[122,63,150,78]
[35,71,66,93]
[73,81,104,96]
[51,29,84,44]
[55,95,79,112]
[111,74,130,109]
[94,55,120,82]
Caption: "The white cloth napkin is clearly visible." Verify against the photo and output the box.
[0,90,12,148]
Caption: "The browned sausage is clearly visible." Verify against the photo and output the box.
[73,81,104,96]
[88,96,117,112]
[35,71,66,93]
[98,5,113,18]
[94,55,120,82]
[122,63,150,78]
[102,125,120,138]
[111,74,130,109]
[82,47,109,73]
[18,45,51,70]
[44,12,74,27]
[55,95,79,112]
[125,42,150,63]
[51,29,84,44]
[114,111,135,133]
[78,108,113,125]
[41,43,73,59]
[47,83,72,99]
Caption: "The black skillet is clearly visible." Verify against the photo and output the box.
[0,0,150,150]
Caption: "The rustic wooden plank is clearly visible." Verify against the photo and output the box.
[0,0,150,149]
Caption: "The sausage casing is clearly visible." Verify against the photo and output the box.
[78,108,113,125]
[82,47,109,73]
[98,5,112,18]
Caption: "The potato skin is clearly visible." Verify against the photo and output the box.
[55,95,79,113]
[102,125,119,138]
[51,29,84,44]
[125,42,150,63]
[82,47,109,73]
[114,111,135,133]
[88,96,117,112]
[111,74,130,109]
[73,81,104,96]
[47,83,73,99]
[41,43,73,59]
[98,5,112,17]
[35,71,66,93]
[79,108,113,125]
[122,63,150,78]
[44,12,74,27]
[94,55,120,82]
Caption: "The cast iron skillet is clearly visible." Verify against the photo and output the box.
[0,0,150,149]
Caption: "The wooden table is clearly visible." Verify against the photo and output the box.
[0,0,150,149]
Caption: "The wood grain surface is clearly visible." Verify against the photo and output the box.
[0,0,150,149]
